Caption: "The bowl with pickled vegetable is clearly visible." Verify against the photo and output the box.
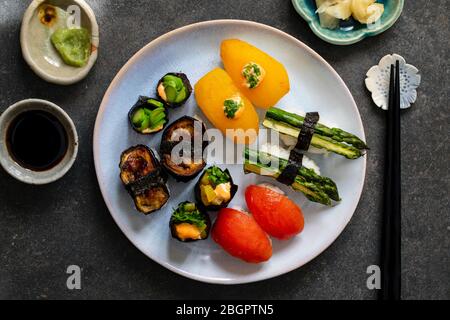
[292,0,404,45]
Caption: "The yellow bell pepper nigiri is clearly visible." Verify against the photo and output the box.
[221,39,290,109]
[195,68,259,145]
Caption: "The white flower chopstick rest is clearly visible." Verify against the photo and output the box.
[365,54,421,110]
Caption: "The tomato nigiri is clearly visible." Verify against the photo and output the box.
[212,208,272,263]
[245,185,304,240]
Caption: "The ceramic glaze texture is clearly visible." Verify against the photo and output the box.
[93,20,366,284]
[292,0,404,45]
[365,54,421,110]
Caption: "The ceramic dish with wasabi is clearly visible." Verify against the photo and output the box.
[292,0,404,45]
[20,0,99,85]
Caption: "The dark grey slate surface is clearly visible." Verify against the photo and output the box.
[0,0,448,300]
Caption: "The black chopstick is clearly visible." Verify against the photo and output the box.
[380,61,401,300]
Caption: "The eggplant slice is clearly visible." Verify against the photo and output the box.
[170,202,211,242]
[133,184,170,215]
[128,96,168,135]
[160,116,209,182]
[194,166,238,211]
[156,73,192,108]
[119,145,170,214]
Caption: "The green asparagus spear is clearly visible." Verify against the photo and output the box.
[244,148,340,206]
[265,107,369,150]
[263,118,363,160]
[246,148,340,201]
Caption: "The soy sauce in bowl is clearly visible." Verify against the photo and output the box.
[7,110,68,171]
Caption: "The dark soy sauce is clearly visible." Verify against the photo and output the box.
[7,110,68,171]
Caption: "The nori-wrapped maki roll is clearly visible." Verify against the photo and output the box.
[195,166,238,211]
[132,184,170,214]
[170,202,211,242]
[160,116,209,182]
[128,96,168,134]
[119,145,170,214]
[156,73,192,108]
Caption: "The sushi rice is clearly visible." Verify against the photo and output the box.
[259,143,321,175]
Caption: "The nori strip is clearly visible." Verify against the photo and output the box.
[126,167,167,196]
[296,112,320,151]
[277,112,320,186]
[276,151,304,186]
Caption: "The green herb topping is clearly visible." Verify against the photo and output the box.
[223,97,243,119]
[242,62,264,89]
[171,202,207,229]
[206,166,230,187]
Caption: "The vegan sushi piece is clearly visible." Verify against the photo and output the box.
[156,73,192,108]
[195,68,260,145]
[119,145,170,214]
[160,116,209,182]
[128,96,168,134]
[131,184,171,215]
[263,107,368,159]
[244,147,340,206]
[170,202,211,242]
[194,166,238,211]
[212,208,273,264]
[245,185,304,240]
[221,39,290,109]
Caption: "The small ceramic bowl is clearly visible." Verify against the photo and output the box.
[20,0,99,85]
[0,99,78,185]
[292,0,404,45]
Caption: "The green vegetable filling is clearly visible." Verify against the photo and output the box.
[242,62,263,89]
[205,166,230,188]
[223,98,243,119]
[131,99,167,133]
[172,203,207,230]
[161,75,188,104]
[51,27,91,68]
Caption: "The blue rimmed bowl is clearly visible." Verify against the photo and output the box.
[292,0,404,45]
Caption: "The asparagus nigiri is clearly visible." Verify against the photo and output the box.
[244,147,340,206]
[263,107,368,159]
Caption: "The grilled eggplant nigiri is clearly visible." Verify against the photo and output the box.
[160,116,209,182]
[119,145,170,214]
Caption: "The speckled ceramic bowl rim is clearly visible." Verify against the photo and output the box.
[292,0,404,45]
[20,0,99,85]
[93,19,367,285]
[0,99,78,185]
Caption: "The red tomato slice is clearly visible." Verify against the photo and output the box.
[245,185,304,240]
[212,208,272,263]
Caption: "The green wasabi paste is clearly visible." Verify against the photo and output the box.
[51,28,91,68]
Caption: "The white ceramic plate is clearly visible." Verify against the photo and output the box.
[93,20,366,284]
